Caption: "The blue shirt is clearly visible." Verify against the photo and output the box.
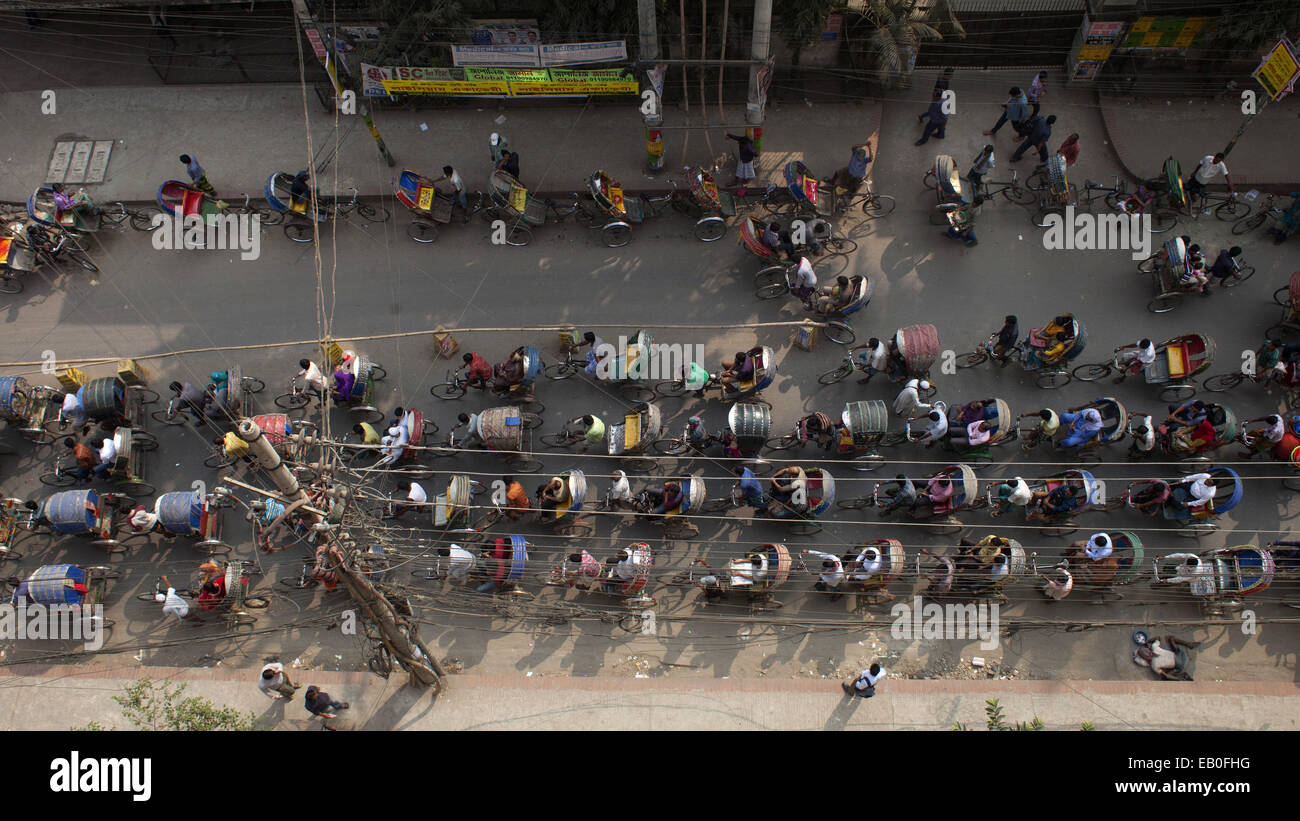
[185,157,205,182]
[848,149,871,179]
[927,99,948,124]
[1006,95,1029,123]
[739,468,763,501]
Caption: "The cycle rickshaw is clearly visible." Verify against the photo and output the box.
[27,187,103,235]
[1266,270,1300,342]
[1056,531,1145,602]
[245,414,316,463]
[943,398,1013,464]
[25,488,135,552]
[1017,314,1086,389]
[608,402,663,472]
[1030,153,1076,228]
[545,541,655,608]
[40,425,157,496]
[585,170,668,247]
[8,563,118,628]
[535,469,595,537]
[679,167,736,241]
[150,488,233,555]
[1139,237,1208,313]
[325,347,386,423]
[1152,545,1274,615]
[1155,403,1239,461]
[157,180,224,221]
[802,275,874,345]
[455,406,544,473]
[589,328,656,403]
[0,375,62,445]
[78,375,159,429]
[842,538,905,605]
[1118,467,1243,536]
[890,324,941,382]
[856,463,981,535]
[994,469,1104,536]
[727,402,772,470]
[831,400,892,470]
[636,475,707,539]
[1054,397,1128,461]
[950,536,1027,601]
[765,467,835,535]
[393,168,456,243]
[486,170,548,246]
[1074,333,1214,401]
[927,154,969,225]
[737,215,829,280]
[777,161,836,219]
[656,345,779,406]
[669,543,794,610]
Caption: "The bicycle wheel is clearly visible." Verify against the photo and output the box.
[602,223,632,248]
[259,208,284,226]
[654,379,687,398]
[956,350,988,369]
[100,204,128,226]
[540,433,579,449]
[356,203,390,223]
[1147,294,1179,314]
[1032,207,1060,229]
[1002,185,1036,206]
[823,321,856,346]
[765,433,799,450]
[280,575,319,590]
[0,277,21,294]
[284,222,313,243]
[1232,212,1267,236]
[1216,199,1249,221]
[825,237,858,256]
[1222,266,1254,287]
[620,383,655,404]
[204,450,235,469]
[694,217,726,242]
[836,497,872,511]
[1035,370,1071,390]
[1137,255,1158,274]
[544,361,582,380]
[242,377,266,394]
[921,170,937,191]
[407,221,438,243]
[1149,209,1178,233]
[151,409,187,426]
[505,225,533,247]
[862,194,896,218]
[1274,285,1290,306]
[39,471,75,487]
[817,363,854,385]
[519,412,543,430]
[652,438,692,457]
[68,250,99,273]
[130,207,164,231]
[430,382,467,400]
[274,391,310,410]
[1072,363,1112,382]
[506,454,544,473]
[1026,169,1049,191]
[1203,372,1245,392]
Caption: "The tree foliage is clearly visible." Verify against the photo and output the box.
[951,698,1087,731]
[844,0,964,87]
[73,678,259,732]
[773,0,841,65]
[1208,4,1300,60]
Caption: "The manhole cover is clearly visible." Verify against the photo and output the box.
[46,139,114,184]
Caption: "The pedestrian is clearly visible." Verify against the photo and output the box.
[1184,152,1234,200]
[919,67,954,122]
[154,576,198,621]
[1011,114,1055,163]
[1027,71,1047,118]
[983,87,1029,138]
[915,92,948,146]
[842,662,886,698]
[893,378,933,418]
[489,132,509,164]
[1057,133,1080,167]
[304,685,349,718]
[496,149,520,181]
[437,165,469,222]
[726,132,757,189]
[259,661,303,701]
[967,144,995,189]
[178,154,216,196]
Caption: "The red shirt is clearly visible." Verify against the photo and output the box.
[1058,141,1079,167]
[1191,419,1216,447]
[72,443,97,470]
[465,353,492,381]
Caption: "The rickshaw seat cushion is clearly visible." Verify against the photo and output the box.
[1028,329,1048,347]
[1166,345,1188,378]
[624,414,641,449]
[291,200,308,213]
[417,187,435,210]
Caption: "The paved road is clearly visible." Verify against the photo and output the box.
[0,89,1297,692]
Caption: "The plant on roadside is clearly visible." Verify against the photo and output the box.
[71,677,259,732]
[843,0,964,88]
[950,698,1089,731]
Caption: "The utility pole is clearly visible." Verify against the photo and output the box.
[746,0,773,154]
[638,0,666,173]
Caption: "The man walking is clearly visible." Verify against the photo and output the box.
[915,92,948,146]
[258,661,303,701]
[919,67,954,122]
[489,132,509,164]
[437,165,469,222]
[1011,114,1055,162]
[304,685,349,719]
[842,662,887,698]
[983,87,1029,138]
[1027,71,1047,118]
[179,154,216,196]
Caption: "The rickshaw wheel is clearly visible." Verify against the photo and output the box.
[518,412,543,430]
[653,438,693,457]
[87,566,120,579]
[349,406,385,424]
[1072,363,1112,382]
[90,539,127,554]
[1281,475,1300,492]
[1003,186,1037,206]
[746,458,774,476]
[556,521,594,537]
[1265,323,1300,343]
[1039,524,1077,537]
[851,455,884,472]
[1136,256,1158,274]
[505,225,533,247]
[120,481,155,497]
[653,379,687,398]
[824,321,856,346]
[788,522,822,536]
[129,207,164,231]
[1147,295,1179,314]
[0,277,21,295]
[1149,209,1178,233]
[765,433,799,450]
[1273,285,1290,307]
[755,284,789,302]
[926,520,963,536]
[1035,370,1071,390]
[863,195,896,218]
[131,386,161,404]
[369,365,387,381]
[1222,265,1254,286]
[430,382,467,400]
[619,384,655,404]
[694,218,726,242]
[243,595,270,609]
[39,471,75,487]
[545,361,582,380]
[133,431,159,450]
[514,398,544,414]
[1202,373,1244,392]
[284,222,314,243]
[817,363,854,385]
[623,456,658,474]
[1158,384,1195,402]
[663,522,699,539]
[1100,495,1127,511]
[506,455,544,474]
[603,223,632,248]
[407,221,438,243]
[836,498,871,510]
[618,614,645,633]
[880,431,909,446]
[699,498,733,513]
[957,350,989,368]
[151,408,186,426]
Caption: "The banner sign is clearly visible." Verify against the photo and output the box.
[451,44,541,66]
[1254,38,1300,101]
[540,41,627,65]
[378,66,637,97]
[470,19,540,46]
[361,63,392,97]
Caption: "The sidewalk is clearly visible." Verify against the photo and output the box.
[0,84,880,204]
[2,662,1295,730]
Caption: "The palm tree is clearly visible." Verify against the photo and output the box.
[845,0,963,88]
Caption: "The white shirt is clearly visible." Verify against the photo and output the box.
[853,548,882,581]
[448,169,465,192]
[1007,478,1031,505]
[1084,533,1112,561]
[608,472,633,502]
[1133,415,1155,451]
[155,587,189,619]
[258,662,286,696]
[866,342,888,372]
[447,545,475,581]
[407,483,428,504]
[1183,473,1216,504]
[61,392,85,423]
[805,550,843,586]
[1264,415,1285,443]
[98,438,116,465]
[972,151,995,174]
[893,380,931,418]
[613,556,638,581]
[794,258,816,291]
[920,414,948,444]
[132,508,159,531]
[1193,155,1228,184]
[299,361,327,392]
[967,421,990,445]
[855,666,886,690]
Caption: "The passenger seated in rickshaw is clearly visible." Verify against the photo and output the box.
[950,419,992,447]
[537,477,570,512]
[1027,485,1077,522]
[1058,407,1103,448]
[1266,191,1300,243]
[1241,413,1285,458]
[492,348,527,392]
[1166,398,1207,428]
[644,481,684,515]
[1179,244,1210,294]
[602,548,638,593]
[1171,416,1215,453]
[1176,472,1216,510]
[973,535,1011,568]
[375,412,414,467]
[760,222,781,252]
[955,398,998,426]
[331,368,355,402]
[289,170,312,207]
[461,352,493,388]
[1043,314,1074,340]
[729,553,768,587]
[926,475,956,513]
[813,275,854,314]
[885,337,907,380]
[719,351,754,391]
[879,474,918,516]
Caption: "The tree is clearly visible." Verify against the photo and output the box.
[1208,4,1300,67]
[773,0,841,66]
[72,678,259,732]
[844,0,963,88]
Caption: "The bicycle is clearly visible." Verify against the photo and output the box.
[273,376,322,411]
[152,393,205,426]
[818,351,940,398]
[829,180,897,219]
[1187,188,1248,221]
[99,201,165,232]
[977,171,1036,205]
[224,193,282,226]
[1211,250,1255,288]
[1231,194,1281,236]
[283,187,391,242]
[1076,175,1127,213]
[955,333,1019,369]
[429,367,544,413]
[24,226,99,274]
[539,421,591,450]
[652,430,725,457]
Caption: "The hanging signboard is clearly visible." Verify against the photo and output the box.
[469,19,540,46]
[539,41,627,66]
[451,45,541,66]
[377,65,638,97]
[1254,38,1300,101]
